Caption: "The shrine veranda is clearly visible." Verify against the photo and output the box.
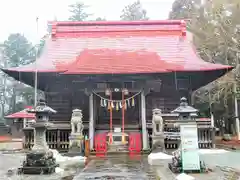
[2,20,232,153]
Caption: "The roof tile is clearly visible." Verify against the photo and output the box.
[5,21,231,74]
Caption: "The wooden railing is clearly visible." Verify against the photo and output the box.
[147,116,215,149]
[23,128,71,151]
[23,117,215,151]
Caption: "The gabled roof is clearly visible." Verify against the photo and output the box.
[5,106,35,119]
[2,20,232,74]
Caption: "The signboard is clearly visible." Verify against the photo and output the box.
[180,124,200,171]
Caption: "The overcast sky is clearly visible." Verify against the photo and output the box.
[0,0,174,44]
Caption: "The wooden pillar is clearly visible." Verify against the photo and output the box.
[84,139,90,157]
[23,118,26,128]
[89,93,94,150]
[141,91,148,150]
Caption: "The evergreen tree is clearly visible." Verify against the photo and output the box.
[95,17,106,21]
[68,2,91,21]
[2,34,37,114]
[169,0,240,129]
[120,1,149,21]
[169,0,202,19]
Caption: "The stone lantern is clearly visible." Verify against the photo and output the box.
[19,99,58,174]
[172,97,198,121]
[169,97,202,173]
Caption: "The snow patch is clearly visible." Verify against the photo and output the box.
[198,149,229,154]
[55,167,64,174]
[148,152,172,165]
[50,149,86,173]
[50,149,86,164]
[148,149,228,165]
[176,173,195,180]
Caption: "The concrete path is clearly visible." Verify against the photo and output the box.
[74,155,156,179]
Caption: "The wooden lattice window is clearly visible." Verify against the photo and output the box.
[176,75,190,90]
[96,83,107,89]
[124,81,135,89]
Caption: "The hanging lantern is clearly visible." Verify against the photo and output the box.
[105,89,111,96]
[122,88,129,95]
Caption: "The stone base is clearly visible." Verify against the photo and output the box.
[19,150,58,175]
[18,165,56,174]
[168,163,202,174]
[168,162,182,173]
[152,135,166,152]
[68,134,84,154]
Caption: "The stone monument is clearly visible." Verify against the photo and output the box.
[68,109,84,155]
[169,97,206,173]
[18,99,58,174]
[151,108,166,152]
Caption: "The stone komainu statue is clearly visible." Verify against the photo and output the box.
[152,108,166,152]
[70,109,84,135]
[152,108,164,135]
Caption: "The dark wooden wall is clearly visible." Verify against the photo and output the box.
[46,91,89,124]
[45,74,191,126]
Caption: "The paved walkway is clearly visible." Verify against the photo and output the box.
[74,155,156,179]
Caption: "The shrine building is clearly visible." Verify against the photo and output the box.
[2,20,232,152]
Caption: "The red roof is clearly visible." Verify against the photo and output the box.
[5,106,35,119]
[3,20,232,74]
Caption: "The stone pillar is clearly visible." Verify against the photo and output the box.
[32,125,48,150]
[89,93,94,150]
[141,91,148,150]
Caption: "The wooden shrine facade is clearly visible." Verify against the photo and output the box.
[22,74,215,151]
[3,20,230,152]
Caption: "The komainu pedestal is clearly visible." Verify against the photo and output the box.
[151,108,166,152]
[19,100,58,174]
[68,109,84,156]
